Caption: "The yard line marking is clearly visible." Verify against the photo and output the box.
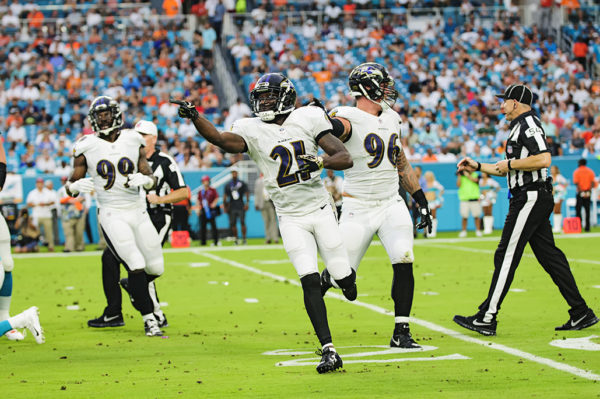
[425,243,600,265]
[200,252,600,382]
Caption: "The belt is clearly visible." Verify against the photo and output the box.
[148,207,169,215]
[510,180,552,196]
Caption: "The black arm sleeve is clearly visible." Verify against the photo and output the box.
[330,118,345,138]
[0,162,6,189]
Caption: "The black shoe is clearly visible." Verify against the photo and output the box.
[555,309,599,331]
[315,346,343,374]
[156,313,169,328]
[390,323,421,348]
[320,269,333,297]
[453,314,497,336]
[342,281,357,301]
[88,313,125,328]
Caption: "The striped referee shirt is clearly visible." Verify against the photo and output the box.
[146,147,186,212]
[504,110,550,191]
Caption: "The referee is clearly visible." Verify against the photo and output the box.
[88,120,189,329]
[453,84,597,336]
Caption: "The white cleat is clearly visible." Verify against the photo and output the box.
[5,329,25,341]
[475,230,483,237]
[22,307,45,344]
[458,230,467,238]
[144,318,163,337]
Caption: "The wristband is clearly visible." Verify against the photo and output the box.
[476,161,481,171]
[412,189,428,209]
[508,160,512,170]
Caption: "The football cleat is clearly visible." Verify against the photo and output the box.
[555,308,598,331]
[144,318,163,337]
[22,307,45,344]
[5,329,25,341]
[390,323,421,349]
[87,313,125,328]
[453,314,497,336]
[156,313,169,328]
[315,346,343,374]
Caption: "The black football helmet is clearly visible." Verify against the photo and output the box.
[250,73,297,121]
[348,63,398,109]
[88,96,123,135]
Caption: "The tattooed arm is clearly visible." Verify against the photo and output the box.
[397,148,432,232]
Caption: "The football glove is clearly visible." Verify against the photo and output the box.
[297,154,324,173]
[170,99,199,120]
[126,173,155,190]
[66,178,94,196]
[412,189,432,234]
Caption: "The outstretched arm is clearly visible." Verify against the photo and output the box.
[172,99,247,153]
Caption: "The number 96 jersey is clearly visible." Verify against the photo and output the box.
[330,106,402,201]
[230,106,332,217]
[73,129,145,210]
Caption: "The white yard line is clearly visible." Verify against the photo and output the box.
[200,252,600,382]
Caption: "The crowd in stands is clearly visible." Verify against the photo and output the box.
[1,0,600,178]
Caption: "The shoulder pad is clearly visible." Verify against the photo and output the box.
[120,129,146,147]
[73,135,96,157]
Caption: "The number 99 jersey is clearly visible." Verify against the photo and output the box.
[73,129,146,210]
[329,106,403,201]
[230,106,332,216]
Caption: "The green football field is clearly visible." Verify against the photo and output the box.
[2,232,600,398]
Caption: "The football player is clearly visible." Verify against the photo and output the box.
[321,63,432,349]
[173,73,356,374]
[0,143,44,343]
[67,96,165,337]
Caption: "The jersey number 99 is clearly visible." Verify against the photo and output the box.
[97,157,135,190]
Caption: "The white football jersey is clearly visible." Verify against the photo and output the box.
[330,106,403,201]
[73,129,146,210]
[230,106,332,216]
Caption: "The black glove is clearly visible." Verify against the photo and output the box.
[297,154,323,173]
[412,189,432,234]
[170,99,199,119]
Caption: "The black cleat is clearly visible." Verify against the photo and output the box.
[320,269,333,297]
[453,314,497,336]
[156,313,169,328]
[88,313,125,328]
[316,346,343,374]
[341,282,357,301]
[144,318,163,337]
[390,323,421,348]
[555,308,599,331]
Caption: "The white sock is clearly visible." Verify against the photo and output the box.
[483,216,494,234]
[553,214,562,232]
[142,313,156,322]
[322,343,335,352]
[430,219,438,237]
[395,316,409,324]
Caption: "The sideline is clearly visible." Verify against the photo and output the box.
[200,251,600,382]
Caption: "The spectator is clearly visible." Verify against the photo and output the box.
[573,158,598,232]
[479,173,500,235]
[457,169,482,238]
[223,167,249,245]
[424,171,444,238]
[254,173,278,244]
[14,209,39,253]
[172,187,192,233]
[228,97,252,122]
[45,180,60,247]
[36,149,57,174]
[25,178,54,252]
[58,176,86,252]
[6,121,26,144]
[551,165,568,233]
[197,176,220,246]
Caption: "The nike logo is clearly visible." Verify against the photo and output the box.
[571,315,587,327]
[103,315,120,322]
[472,320,492,327]
[391,338,400,346]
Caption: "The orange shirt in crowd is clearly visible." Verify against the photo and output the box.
[28,10,44,29]
[573,165,598,192]
[163,0,180,16]
[574,41,588,58]
[422,154,438,163]
[312,70,332,84]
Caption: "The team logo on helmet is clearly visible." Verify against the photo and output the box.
[88,96,123,135]
[348,63,398,109]
[250,73,297,122]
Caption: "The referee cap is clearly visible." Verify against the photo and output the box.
[495,84,533,106]
[134,120,158,136]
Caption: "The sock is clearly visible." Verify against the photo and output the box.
[430,219,438,238]
[142,313,156,322]
[553,214,562,232]
[483,216,494,234]
[322,343,335,352]
[101,250,122,316]
[394,316,409,324]
[300,273,332,347]
[334,269,356,291]
[128,272,154,316]
[0,272,13,320]
[391,263,414,318]
[0,319,12,336]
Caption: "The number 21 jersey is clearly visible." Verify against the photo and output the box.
[73,129,145,210]
[230,106,332,216]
